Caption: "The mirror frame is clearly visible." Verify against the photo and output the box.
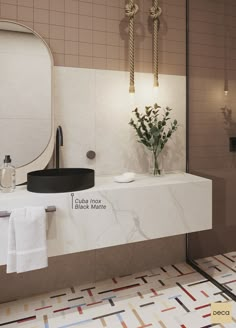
[0,20,55,185]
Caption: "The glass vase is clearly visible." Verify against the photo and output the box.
[149,151,164,176]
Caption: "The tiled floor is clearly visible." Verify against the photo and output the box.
[196,251,236,297]
[0,262,235,328]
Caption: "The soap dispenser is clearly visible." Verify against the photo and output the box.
[0,155,16,193]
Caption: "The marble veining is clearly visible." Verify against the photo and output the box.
[54,68,186,176]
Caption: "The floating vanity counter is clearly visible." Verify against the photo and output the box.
[0,173,212,265]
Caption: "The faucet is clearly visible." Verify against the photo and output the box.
[55,126,63,169]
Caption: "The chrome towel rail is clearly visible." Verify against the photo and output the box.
[0,206,56,218]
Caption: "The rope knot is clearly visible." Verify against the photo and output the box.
[125,3,139,18]
[150,5,162,20]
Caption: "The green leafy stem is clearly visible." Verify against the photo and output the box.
[129,103,178,173]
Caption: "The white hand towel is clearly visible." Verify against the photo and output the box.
[7,207,48,274]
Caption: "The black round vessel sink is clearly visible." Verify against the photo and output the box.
[27,168,95,193]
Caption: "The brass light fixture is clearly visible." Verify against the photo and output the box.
[125,0,139,94]
[150,0,162,91]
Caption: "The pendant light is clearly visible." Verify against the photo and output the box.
[125,0,139,94]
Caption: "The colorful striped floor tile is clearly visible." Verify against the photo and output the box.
[0,261,235,328]
[196,251,236,297]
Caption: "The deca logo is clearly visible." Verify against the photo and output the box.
[211,302,232,324]
[213,311,230,315]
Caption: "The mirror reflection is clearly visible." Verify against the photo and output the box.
[0,22,52,168]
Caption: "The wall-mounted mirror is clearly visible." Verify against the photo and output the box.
[0,20,54,185]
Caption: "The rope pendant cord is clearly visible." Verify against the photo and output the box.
[150,0,162,88]
[125,0,139,93]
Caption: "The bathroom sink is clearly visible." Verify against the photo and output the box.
[27,168,95,193]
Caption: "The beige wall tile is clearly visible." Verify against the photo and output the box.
[93,0,106,5]
[0,4,17,19]
[79,42,93,57]
[92,56,107,69]
[159,63,185,76]
[65,0,79,14]
[106,18,120,33]
[93,43,106,58]
[65,54,79,67]
[34,22,49,38]
[65,27,79,42]
[107,6,120,20]
[18,6,33,21]
[1,0,17,4]
[17,20,34,29]
[50,24,64,39]
[93,31,106,44]
[107,32,120,46]
[188,0,236,259]
[143,37,152,50]
[19,0,34,7]
[50,38,65,53]
[34,0,49,10]
[92,17,106,31]
[136,61,144,72]
[109,0,120,7]
[79,2,92,16]
[34,8,49,24]
[79,29,93,43]
[107,45,120,59]
[119,60,128,71]
[0,0,185,75]
[50,10,65,26]
[107,58,120,70]
[79,15,92,29]
[65,13,78,28]
[65,40,78,55]
[142,61,152,73]
[119,46,127,60]
[53,53,65,66]
[49,0,65,12]
[93,4,107,19]
[79,55,93,68]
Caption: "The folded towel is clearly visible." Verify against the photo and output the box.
[7,207,48,274]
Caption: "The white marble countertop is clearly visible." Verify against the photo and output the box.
[0,172,212,265]
[0,172,210,200]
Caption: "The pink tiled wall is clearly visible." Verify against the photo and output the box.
[189,0,236,170]
[188,0,236,259]
[0,0,186,75]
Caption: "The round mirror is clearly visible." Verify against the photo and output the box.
[0,21,54,185]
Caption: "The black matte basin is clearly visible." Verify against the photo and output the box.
[27,168,95,193]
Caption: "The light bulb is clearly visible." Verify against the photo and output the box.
[224,90,228,96]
